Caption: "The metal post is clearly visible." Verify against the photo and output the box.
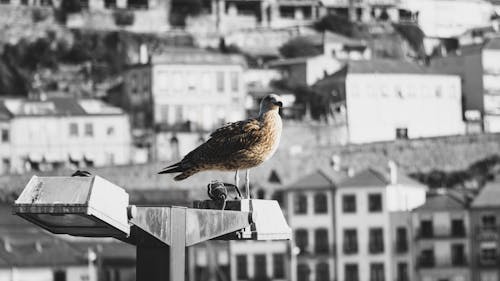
[170,206,187,281]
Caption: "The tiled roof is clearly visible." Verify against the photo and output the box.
[151,47,247,66]
[286,170,335,190]
[347,59,443,75]
[471,180,500,208]
[340,168,389,188]
[414,192,467,211]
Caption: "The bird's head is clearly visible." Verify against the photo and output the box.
[259,93,283,114]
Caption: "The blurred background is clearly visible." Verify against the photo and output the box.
[1,0,500,280]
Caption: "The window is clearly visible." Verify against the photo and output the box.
[294,193,308,214]
[345,264,359,281]
[480,246,497,264]
[230,72,239,92]
[314,193,328,214]
[420,219,433,238]
[342,194,356,213]
[369,228,384,254]
[216,71,225,92]
[370,263,384,281]
[53,270,66,281]
[343,229,358,254]
[397,263,408,281]
[297,264,310,281]
[272,254,285,279]
[69,123,78,137]
[84,123,93,137]
[482,215,496,231]
[236,255,247,279]
[368,193,382,212]
[160,105,169,123]
[107,126,115,136]
[451,219,465,237]
[396,128,408,139]
[256,189,265,199]
[314,228,329,254]
[272,191,284,206]
[419,249,435,267]
[316,263,329,281]
[254,254,267,279]
[1,129,9,143]
[451,243,465,265]
[396,227,408,253]
[295,229,309,254]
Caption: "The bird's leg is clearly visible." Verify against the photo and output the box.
[234,170,239,188]
[245,169,250,199]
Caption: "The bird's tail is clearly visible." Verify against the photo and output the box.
[158,161,201,181]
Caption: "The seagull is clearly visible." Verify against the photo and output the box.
[158,94,283,198]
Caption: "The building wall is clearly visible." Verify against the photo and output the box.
[0,114,132,173]
[306,56,343,86]
[0,266,91,281]
[482,48,500,132]
[335,186,392,281]
[390,212,416,281]
[470,207,500,281]
[151,63,246,132]
[345,73,464,143]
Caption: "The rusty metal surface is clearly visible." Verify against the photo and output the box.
[130,207,172,246]
[185,208,250,246]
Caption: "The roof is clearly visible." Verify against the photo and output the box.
[0,98,124,118]
[151,47,247,66]
[471,180,500,208]
[484,37,500,50]
[414,192,467,211]
[340,169,389,188]
[299,31,366,47]
[346,59,443,75]
[286,170,334,190]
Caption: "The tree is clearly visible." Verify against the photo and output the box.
[278,37,321,58]
[60,0,81,14]
[314,14,355,37]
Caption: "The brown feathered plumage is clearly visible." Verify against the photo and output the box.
[158,94,283,180]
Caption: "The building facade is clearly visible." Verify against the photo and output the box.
[412,192,471,281]
[482,38,500,132]
[314,59,465,144]
[0,98,132,174]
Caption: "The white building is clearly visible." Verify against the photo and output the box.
[399,0,495,38]
[269,55,343,86]
[0,97,132,174]
[314,59,465,144]
[335,167,427,281]
[148,48,247,161]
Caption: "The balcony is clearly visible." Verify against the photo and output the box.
[417,256,435,268]
[395,241,408,254]
[478,256,499,267]
[369,243,384,254]
[475,226,499,241]
[451,257,468,267]
[343,244,358,255]
[416,229,467,240]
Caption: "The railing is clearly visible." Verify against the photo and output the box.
[478,254,499,267]
[369,243,384,254]
[395,241,408,253]
[416,229,467,239]
[417,256,435,268]
[475,226,499,241]
[343,244,358,254]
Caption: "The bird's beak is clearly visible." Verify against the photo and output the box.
[273,101,283,107]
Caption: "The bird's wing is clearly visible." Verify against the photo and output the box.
[185,118,263,163]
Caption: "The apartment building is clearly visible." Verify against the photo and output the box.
[470,181,500,281]
[0,97,132,174]
[285,170,336,281]
[335,167,426,281]
[412,192,471,281]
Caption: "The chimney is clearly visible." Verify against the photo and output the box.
[388,160,397,184]
[3,238,11,253]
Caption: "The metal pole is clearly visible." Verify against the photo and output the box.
[170,206,187,281]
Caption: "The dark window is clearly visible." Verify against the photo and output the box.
[397,263,408,281]
[297,264,310,281]
[1,129,9,143]
[343,229,358,254]
[420,219,433,238]
[53,270,66,281]
[451,243,466,266]
[480,247,497,264]
[236,255,248,279]
[345,264,359,281]
[369,228,384,254]
[314,192,328,214]
[419,249,435,267]
[296,229,309,254]
[451,219,465,237]
[272,254,285,279]
[342,194,356,213]
[216,71,224,92]
[230,72,239,92]
[315,228,329,254]
[254,254,267,279]
[294,193,308,214]
[370,263,384,281]
[482,215,496,231]
[195,265,207,281]
[271,191,284,206]
[368,193,382,212]
[396,128,408,139]
[396,227,408,253]
[104,0,116,8]
[256,189,265,199]
[316,262,329,281]
[84,123,94,137]
[69,123,78,137]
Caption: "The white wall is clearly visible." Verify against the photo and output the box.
[387,184,427,212]
[306,56,343,85]
[0,266,91,281]
[345,74,464,143]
